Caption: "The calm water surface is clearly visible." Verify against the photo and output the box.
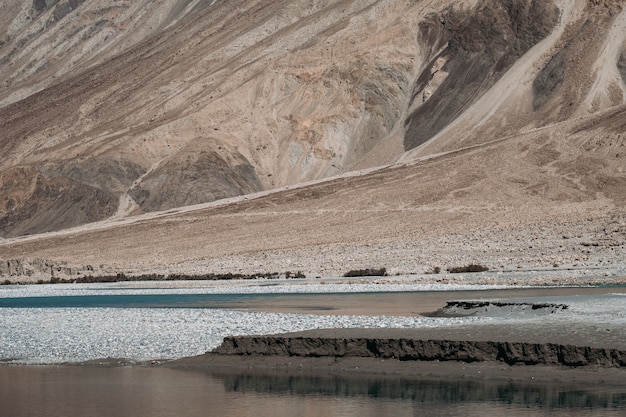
[2,285,626,415]
[3,286,624,314]
[1,365,624,417]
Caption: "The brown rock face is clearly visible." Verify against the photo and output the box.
[618,49,626,84]
[213,336,626,368]
[404,0,560,150]
[0,166,116,236]
[128,148,262,212]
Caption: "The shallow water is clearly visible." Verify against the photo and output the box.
[1,365,624,417]
[3,282,625,317]
[1,283,626,415]
[1,283,626,364]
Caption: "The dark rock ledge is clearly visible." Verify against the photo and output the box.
[213,336,626,368]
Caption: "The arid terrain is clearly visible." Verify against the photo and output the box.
[1,0,625,283]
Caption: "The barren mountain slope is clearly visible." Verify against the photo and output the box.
[0,0,626,282]
[1,105,625,282]
[406,0,626,157]
[1,0,437,236]
[1,0,604,237]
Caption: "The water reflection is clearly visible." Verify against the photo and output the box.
[1,365,624,417]
[214,371,626,410]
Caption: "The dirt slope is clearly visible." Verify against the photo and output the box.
[1,0,438,235]
[0,0,625,281]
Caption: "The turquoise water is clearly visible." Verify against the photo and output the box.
[2,285,625,415]
[0,292,276,308]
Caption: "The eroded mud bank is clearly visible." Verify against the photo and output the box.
[213,335,626,368]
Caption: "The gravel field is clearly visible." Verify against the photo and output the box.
[0,307,479,365]
[1,281,625,364]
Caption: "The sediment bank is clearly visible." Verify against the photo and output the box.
[212,335,626,368]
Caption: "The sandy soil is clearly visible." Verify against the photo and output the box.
[1,141,625,283]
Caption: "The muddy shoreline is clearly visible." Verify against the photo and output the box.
[165,355,626,387]
[161,327,626,387]
[211,336,626,368]
[167,348,626,388]
[165,302,626,386]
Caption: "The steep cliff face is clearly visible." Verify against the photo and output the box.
[0,0,625,237]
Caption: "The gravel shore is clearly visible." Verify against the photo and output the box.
[5,282,624,365]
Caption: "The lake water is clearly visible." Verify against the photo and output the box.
[1,282,625,415]
[1,365,625,417]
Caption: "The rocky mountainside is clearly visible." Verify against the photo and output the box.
[0,0,625,281]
